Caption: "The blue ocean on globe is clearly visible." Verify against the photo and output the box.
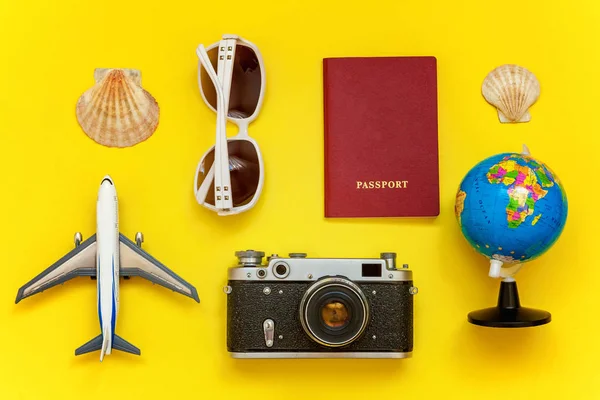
[455,152,568,264]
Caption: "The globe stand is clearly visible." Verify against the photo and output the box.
[468,278,551,328]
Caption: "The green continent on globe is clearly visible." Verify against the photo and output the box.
[486,155,555,229]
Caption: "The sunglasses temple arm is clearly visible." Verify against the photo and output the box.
[215,84,232,210]
[218,38,236,115]
[215,39,237,209]
[197,44,232,210]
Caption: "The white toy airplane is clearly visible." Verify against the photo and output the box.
[15,176,199,361]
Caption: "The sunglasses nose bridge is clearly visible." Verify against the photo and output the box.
[234,120,250,137]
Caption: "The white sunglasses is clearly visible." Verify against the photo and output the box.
[194,34,265,216]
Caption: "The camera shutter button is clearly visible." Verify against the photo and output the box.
[289,253,307,258]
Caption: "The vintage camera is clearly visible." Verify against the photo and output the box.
[224,250,417,359]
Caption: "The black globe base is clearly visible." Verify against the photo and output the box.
[468,306,551,327]
[468,280,551,328]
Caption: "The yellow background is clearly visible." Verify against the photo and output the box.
[0,0,597,398]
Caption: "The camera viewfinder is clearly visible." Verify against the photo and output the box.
[361,263,381,277]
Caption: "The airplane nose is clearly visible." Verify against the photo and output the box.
[101,175,113,186]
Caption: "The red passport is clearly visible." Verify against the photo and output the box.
[324,56,439,218]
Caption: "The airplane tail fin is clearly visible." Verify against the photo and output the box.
[74,331,140,360]
[112,334,141,356]
[74,327,112,361]
[75,334,103,357]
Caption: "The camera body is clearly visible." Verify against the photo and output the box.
[225,251,417,359]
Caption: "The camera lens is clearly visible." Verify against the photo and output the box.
[299,277,369,347]
[321,301,350,328]
[272,262,290,279]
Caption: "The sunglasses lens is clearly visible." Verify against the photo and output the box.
[199,44,262,119]
[197,140,261,208]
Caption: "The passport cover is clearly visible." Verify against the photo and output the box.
[324,56,439,218]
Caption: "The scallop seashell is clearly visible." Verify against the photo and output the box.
[482,64,540,123]
[76,68,160,147]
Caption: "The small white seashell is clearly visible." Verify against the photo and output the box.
[76,68,160,148]
[482,64,540,123]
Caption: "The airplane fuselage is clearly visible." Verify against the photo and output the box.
[96,176,120,359]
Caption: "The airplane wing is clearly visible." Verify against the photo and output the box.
[119,234,200,302]
[15,234,97,303]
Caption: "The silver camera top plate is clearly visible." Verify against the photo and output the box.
[228,253,413,282]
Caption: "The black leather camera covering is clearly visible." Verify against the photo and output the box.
[226,280,413,353]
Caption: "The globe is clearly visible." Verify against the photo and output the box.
[455,150,568,266]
